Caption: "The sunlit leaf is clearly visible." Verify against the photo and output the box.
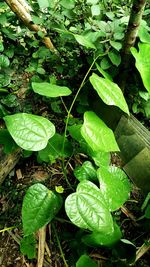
[32,82,71,97]
[4,113,55,151]
[81,111,119,152]
[97,166,131,211]
[131,43,150,93]
[90,73,129,114]
[65,181,114,233]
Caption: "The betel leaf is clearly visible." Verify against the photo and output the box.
[20,234,36,259]
[4,113,55,151]
[22,183,62,236]
[74,161,97,182]
[82,221,122,247]
[138,25,150,44]
[97,166,131,211]
[76,255,98,267]
[81,111,119,152]
[0,55,10,68]
[32,82,71,97]
[74,34,96,49]
[90,73,129,115]
[65,180,114,233]
[131,43,150,93]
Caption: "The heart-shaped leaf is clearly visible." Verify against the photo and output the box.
[82,221,122,247]
[74,161,97,182]
[97,166,131,211]
[81,111,119,152]
[4,113,55,151]
[131,43,150,93]
[65,181,114,233]
[22,183,62,236]
[90,73,129,115]
[32,82,71,97]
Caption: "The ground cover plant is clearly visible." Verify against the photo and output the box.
[0,0,150,266]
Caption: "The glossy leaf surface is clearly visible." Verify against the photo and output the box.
[32,82,71,97]
[82,222,122,247]
[65,181,114,233]
[74,161,97,182]
[22,183,62,236]
[90,73,129,114]
[98,166,131,211]
[131,43,150,93]
[4,113,55,151]
[81,111,119,152]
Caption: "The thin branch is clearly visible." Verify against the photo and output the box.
[4,0,56,51]
[37,226,46,267]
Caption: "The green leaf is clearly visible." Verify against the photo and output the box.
[110,40,122,51]
[131,43,150,93]
[90,73,129,114]
[37,0,50,9]
[74,161,97,182]
[38,133,72,162]
[4,113,55,151]
[22,183,62,236]
[108,51,121,66]
[138,26,150,44]
[0,129,17,153]
[81,111,119,152]
[0,42,4,52]
[82,221,122,247]
[91,5,100,16]
[0,55,10,68]
[90,151,110,167]
[32,82,71,97]
[60,0,75,9]
[100,57,111,70]
[20,234,36,259]
[95,63,113,81]
[65,181,114,233]
[97,166,131,211]
[74,34,96,49]
[76,255,98,267]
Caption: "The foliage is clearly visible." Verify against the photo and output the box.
[0,0,150,266]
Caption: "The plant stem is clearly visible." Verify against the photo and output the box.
[61,54,102,188]
[52,223,68,267]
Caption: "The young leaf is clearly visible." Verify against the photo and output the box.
[22,183,62,236]
[37,0,50,9]
[74,34,96,49]
[81,111,119,152]
[76,255,98,267]
[74,161,97,182]
[90,73,129,115]
[131,43,150,93]
[97,166,131,211]
[60,0,75,9]
[82,221,122,247]
[20,234,36,259]
[65,180,114,233]
[32,82,71,97]
[4,113,55,151]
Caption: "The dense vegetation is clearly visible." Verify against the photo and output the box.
[0,0,150,266]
